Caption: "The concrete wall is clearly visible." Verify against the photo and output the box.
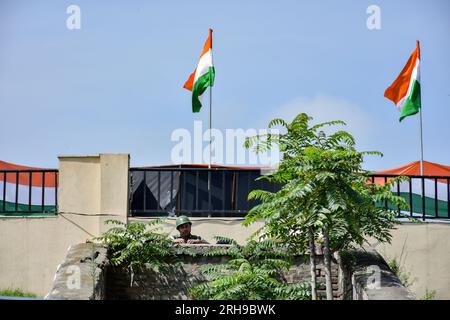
[0,215,96,296]
[47,243,345,300]
[47,243,415,300]
[58,154,130,234]
[0,154,129,297]
[345,249,415,300]
[104,247,342,300]
[369,221,450,300]
[134,217,450,299]
[46,243,108,300]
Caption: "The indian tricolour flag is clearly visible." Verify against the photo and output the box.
[374,161,450,218]
[388,178,449,218]
[183,28,215,113]
[384,41,421,122]
[0,160,57,214]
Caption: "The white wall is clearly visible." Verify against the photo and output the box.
[0,154,129,296]
[370,221,450,300]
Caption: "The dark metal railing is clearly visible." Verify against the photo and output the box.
[129,168,450,220]
[5,166,447,220]
[0,169,58,215]
[370,174,450,221]
[129,167,279,217]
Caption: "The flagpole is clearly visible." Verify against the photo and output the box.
[209,86,212,169]
[209,28,213,170]
[208,28,213,217]
[419,93,424,176]
[419,40,424,176]
[207,77,212,217]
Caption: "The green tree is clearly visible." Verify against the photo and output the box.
[190,237,310,300]
[244,113,409,300]
[96,219,176,286]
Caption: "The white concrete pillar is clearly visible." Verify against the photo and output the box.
[58,154,130,236]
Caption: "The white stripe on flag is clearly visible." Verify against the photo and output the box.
[0,181,55,206]
[393,178,448,201]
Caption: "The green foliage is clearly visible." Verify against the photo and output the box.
[245,113,412,299]
[95,219,176,270]
[190,237,310,300]
[387,257,413,288]
[0,288,38,298]
[420,289,437,300]
[244,112,409,254]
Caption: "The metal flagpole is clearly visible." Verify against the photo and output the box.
[419,41,424,176]
[209,85,212,169]
[417,40,424,176]
[207,81,212,217]
[209,28,213,170]
[419,106,424,175]
[207,28,213,217]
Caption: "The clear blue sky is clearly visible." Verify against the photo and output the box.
[0,0,449,170]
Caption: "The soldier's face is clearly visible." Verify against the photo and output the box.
[178,223,191,237]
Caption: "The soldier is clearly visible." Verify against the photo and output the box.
[172,215,209,244]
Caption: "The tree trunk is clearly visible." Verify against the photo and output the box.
[323,227,333,300]
[308,228,317,300]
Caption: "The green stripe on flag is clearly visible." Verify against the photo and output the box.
[378,193,449,218]
[192,67,215,113]
[399,80,421,122]
[0,200,57,214]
